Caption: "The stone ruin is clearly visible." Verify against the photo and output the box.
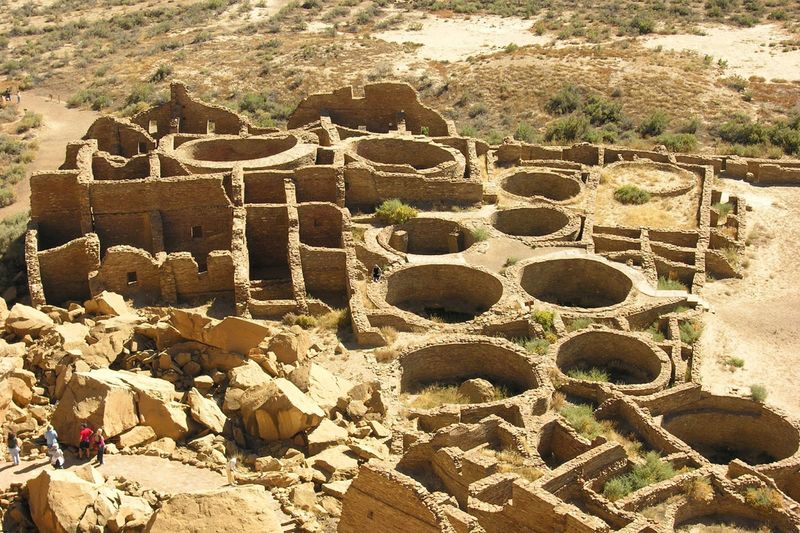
[8,81,800,531]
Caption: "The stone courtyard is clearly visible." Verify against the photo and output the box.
[2,81,799,532]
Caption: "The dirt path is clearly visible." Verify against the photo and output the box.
[698,180,800,414]
[0,91,99,220]
[0,453,226,493]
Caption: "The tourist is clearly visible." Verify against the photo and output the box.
[79,423,93,459]
[93,428,106,466]
[15,91,20,104]
[226,453,237,486]
[50,443,65,470]
[7,431,20,466]
[45,425,58,449]
[372,264,382,283]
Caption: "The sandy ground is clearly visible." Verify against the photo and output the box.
[698,180,800,414]
[0,91,99,220]
[644,24,800,81]
[0,453,226,493]
[375,13,549,62]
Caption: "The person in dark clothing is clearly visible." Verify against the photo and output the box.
[372,264,382,282]
[7,432,20,466]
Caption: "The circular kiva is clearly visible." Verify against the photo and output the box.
[384,264,503,323]
[660,395,800,466]
[386,217,476,255]
[672,500,792,533]
[345,136,465,177]
[491,205,579,241]
[501,170,583,201]
[519,257,633,309]
[171,134,315,171]
[555,329,671,395]
[399,338,539,399]
[600,160,696,197]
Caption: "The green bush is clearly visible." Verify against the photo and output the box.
[560,403,604,440]
[718,114,769,145]
[1,164,26,184]
[745,486,782,509]
[658,276,687,291]
[544,114,590,142]
[514,122,535,142]
[149,63,173,83]
[532,309,555,333]
[515,337,550,355]
[567,367,609,382]
[629,14,655,34]
[375,199,418,225]
[471,226,490,242]
[679,320,703,344]
[603,452,676,501]
[637,111,669,137]
[0,187,15,207]
[657,133,697,152]
[584,95,623,126]
[545,84,581,115]
[67,88,112,110]
[15,110,42,133]
[614,185,650,205]
[750,384,768,403]
[566,317,593,332]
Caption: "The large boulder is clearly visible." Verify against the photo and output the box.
[168,309,270,355]
[240,378,324,441]
[144,485,281,533]
[27,467,151,533]
[5,303,54,338]
[186,388,226,433]
[228,360,271,390]
[52,369,139,445]
[115,372,190,441]
[267,328,310,365]
[307,363,352,415]
[87,291,132,317]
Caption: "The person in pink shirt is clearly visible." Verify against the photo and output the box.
[79,423,93,459]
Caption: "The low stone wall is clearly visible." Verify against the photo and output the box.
[500,169,583,202]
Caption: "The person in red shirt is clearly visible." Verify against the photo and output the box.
[79,423,93,459]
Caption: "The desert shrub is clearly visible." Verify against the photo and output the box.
[645,321,665,342]
[471,226,490,242]
[724,356,745,369]
[409,384,468,409]
[544,114,590,142]
[375,199,417,225]
[724,75,748,92]
[584,95,623,126]
[750,384,768,403]
[1,164,26,184]
[67,88,112,110]
[658,276,687,291]
[0,188,15,207]
[15,110,41,133]
[149,63,173,82]
[713,201,733,217]
[685,477,715,502]
[545,84,581,115]
[566,317,593,332]
[718,114,769,145]
[294,314,318,329]
[374,345,400,363]
[515,337,550,355]
[629,14,655,34]
[745,487,782,509]
[379,325,398,345]
[567,367,609,382]
[493,449,542,482]
[560,403,604,440]
[532,309,555,333]
[603,452,676,501]
[679,320,703,344]
[317,308,349,330]
[467,103,488,118]
[638,111,669,137]
[514,122,535,142]
[614,185,650,205]
[657,133,697,152]
[678,117,700,134]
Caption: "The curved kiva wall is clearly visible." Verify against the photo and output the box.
[555,329,670,395]
[672,497,795,532]
[400,337,539,397]
[386,217,475,255]
[491,206,579,241]
[519,258,633,309]
[501,170,583,201]
[661,395,800,466]
[385,264,503,322]
[345,136,466,178]
[168,134,316,172]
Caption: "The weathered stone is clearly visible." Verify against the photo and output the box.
[291,482,317,511]
[458,378,496,403]
[228,360,271,390]
[118,426,157,449]
[186,388,226,433]
[90,291,132,317]
[254,456,282,472]
[307,363,351,415]
[308,419,349,456]
[144,485,281,533]
[5,304,54,338]
[267,329,311,365]
[8,376,32,407]
[310,445,359,482]
[240,378,325,441]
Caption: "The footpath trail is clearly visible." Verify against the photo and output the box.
[0,453,227,493]
[0,91,99,220]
